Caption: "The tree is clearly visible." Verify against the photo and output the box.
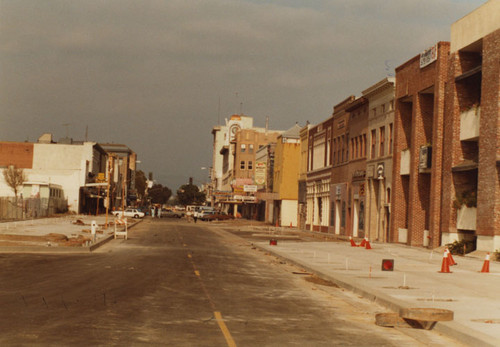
[176,183,206,206]
[3,166,26,198]
[148,184,172,205]
[135,170,147,200]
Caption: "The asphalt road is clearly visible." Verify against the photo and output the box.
[0,218,457,346]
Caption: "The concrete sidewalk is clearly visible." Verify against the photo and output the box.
[253,237,499,346]
[0,215,139,253]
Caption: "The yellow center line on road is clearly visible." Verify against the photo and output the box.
[179,232,236,346]
[214,311,237,347]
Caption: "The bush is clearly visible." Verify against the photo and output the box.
[453,190,477,209]
[494,250,500,262]
[447,239,475,255]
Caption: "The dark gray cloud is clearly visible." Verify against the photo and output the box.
[0,0,486,189]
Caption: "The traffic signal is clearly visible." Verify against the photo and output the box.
[381,259,394,271]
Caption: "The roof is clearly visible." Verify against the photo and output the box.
[281,124,302,139]
[99,143,134,156]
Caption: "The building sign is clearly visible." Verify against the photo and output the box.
[214,190,232,196]
[97,173,106,183]
[420,45,437,68]
[255,162,267,185]
[353,170,366,179]
[244,185,257,192]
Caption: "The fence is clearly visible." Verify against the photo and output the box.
[0,197,68,220]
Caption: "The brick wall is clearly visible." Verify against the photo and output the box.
[0,142,34,169]
[392,42,449,247]
[477,29,500,237]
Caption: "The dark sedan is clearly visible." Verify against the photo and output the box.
[201,212,235,221]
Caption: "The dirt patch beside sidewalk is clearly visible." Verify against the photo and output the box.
[0,233,92,247]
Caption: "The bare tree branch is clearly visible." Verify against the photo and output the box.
[3,166,26,198]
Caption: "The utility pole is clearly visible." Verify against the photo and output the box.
[105,156,113,228]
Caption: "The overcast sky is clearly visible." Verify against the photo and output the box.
[0,0,488,191]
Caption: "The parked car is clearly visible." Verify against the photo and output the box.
[198,211,216,221]
[111,208,145,219]
[202,212,235,221]
[194,206,215,219]
[162,209,184,218]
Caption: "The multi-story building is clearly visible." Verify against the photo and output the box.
[328,96,355,235]
[0,133,108,214]
[255,143,278,223]
[441,0,500,251]
[231,127,281,218]
[211,114,254,195]
[306,115,335,232]
[345,96,369,239]
[392,41,450,248]
[297,124,312,230]
[98,143,137,211]
[272,124,301,227]
[363,77,396,242]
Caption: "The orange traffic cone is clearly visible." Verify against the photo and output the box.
[446,248,457,266]
[480,253,490,273]
[439,251,452,273]
[365,239,372,250]
[290,222,292,228]
[349,236,358,247]
[359,237,366,247]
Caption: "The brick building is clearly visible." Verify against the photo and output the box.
[230,127,281,218]
[392,42,450,248]
[441,0,500,251]
[345,96,369,239]
[328,96,355,235]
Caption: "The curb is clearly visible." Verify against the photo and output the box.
[254,243,499,347]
